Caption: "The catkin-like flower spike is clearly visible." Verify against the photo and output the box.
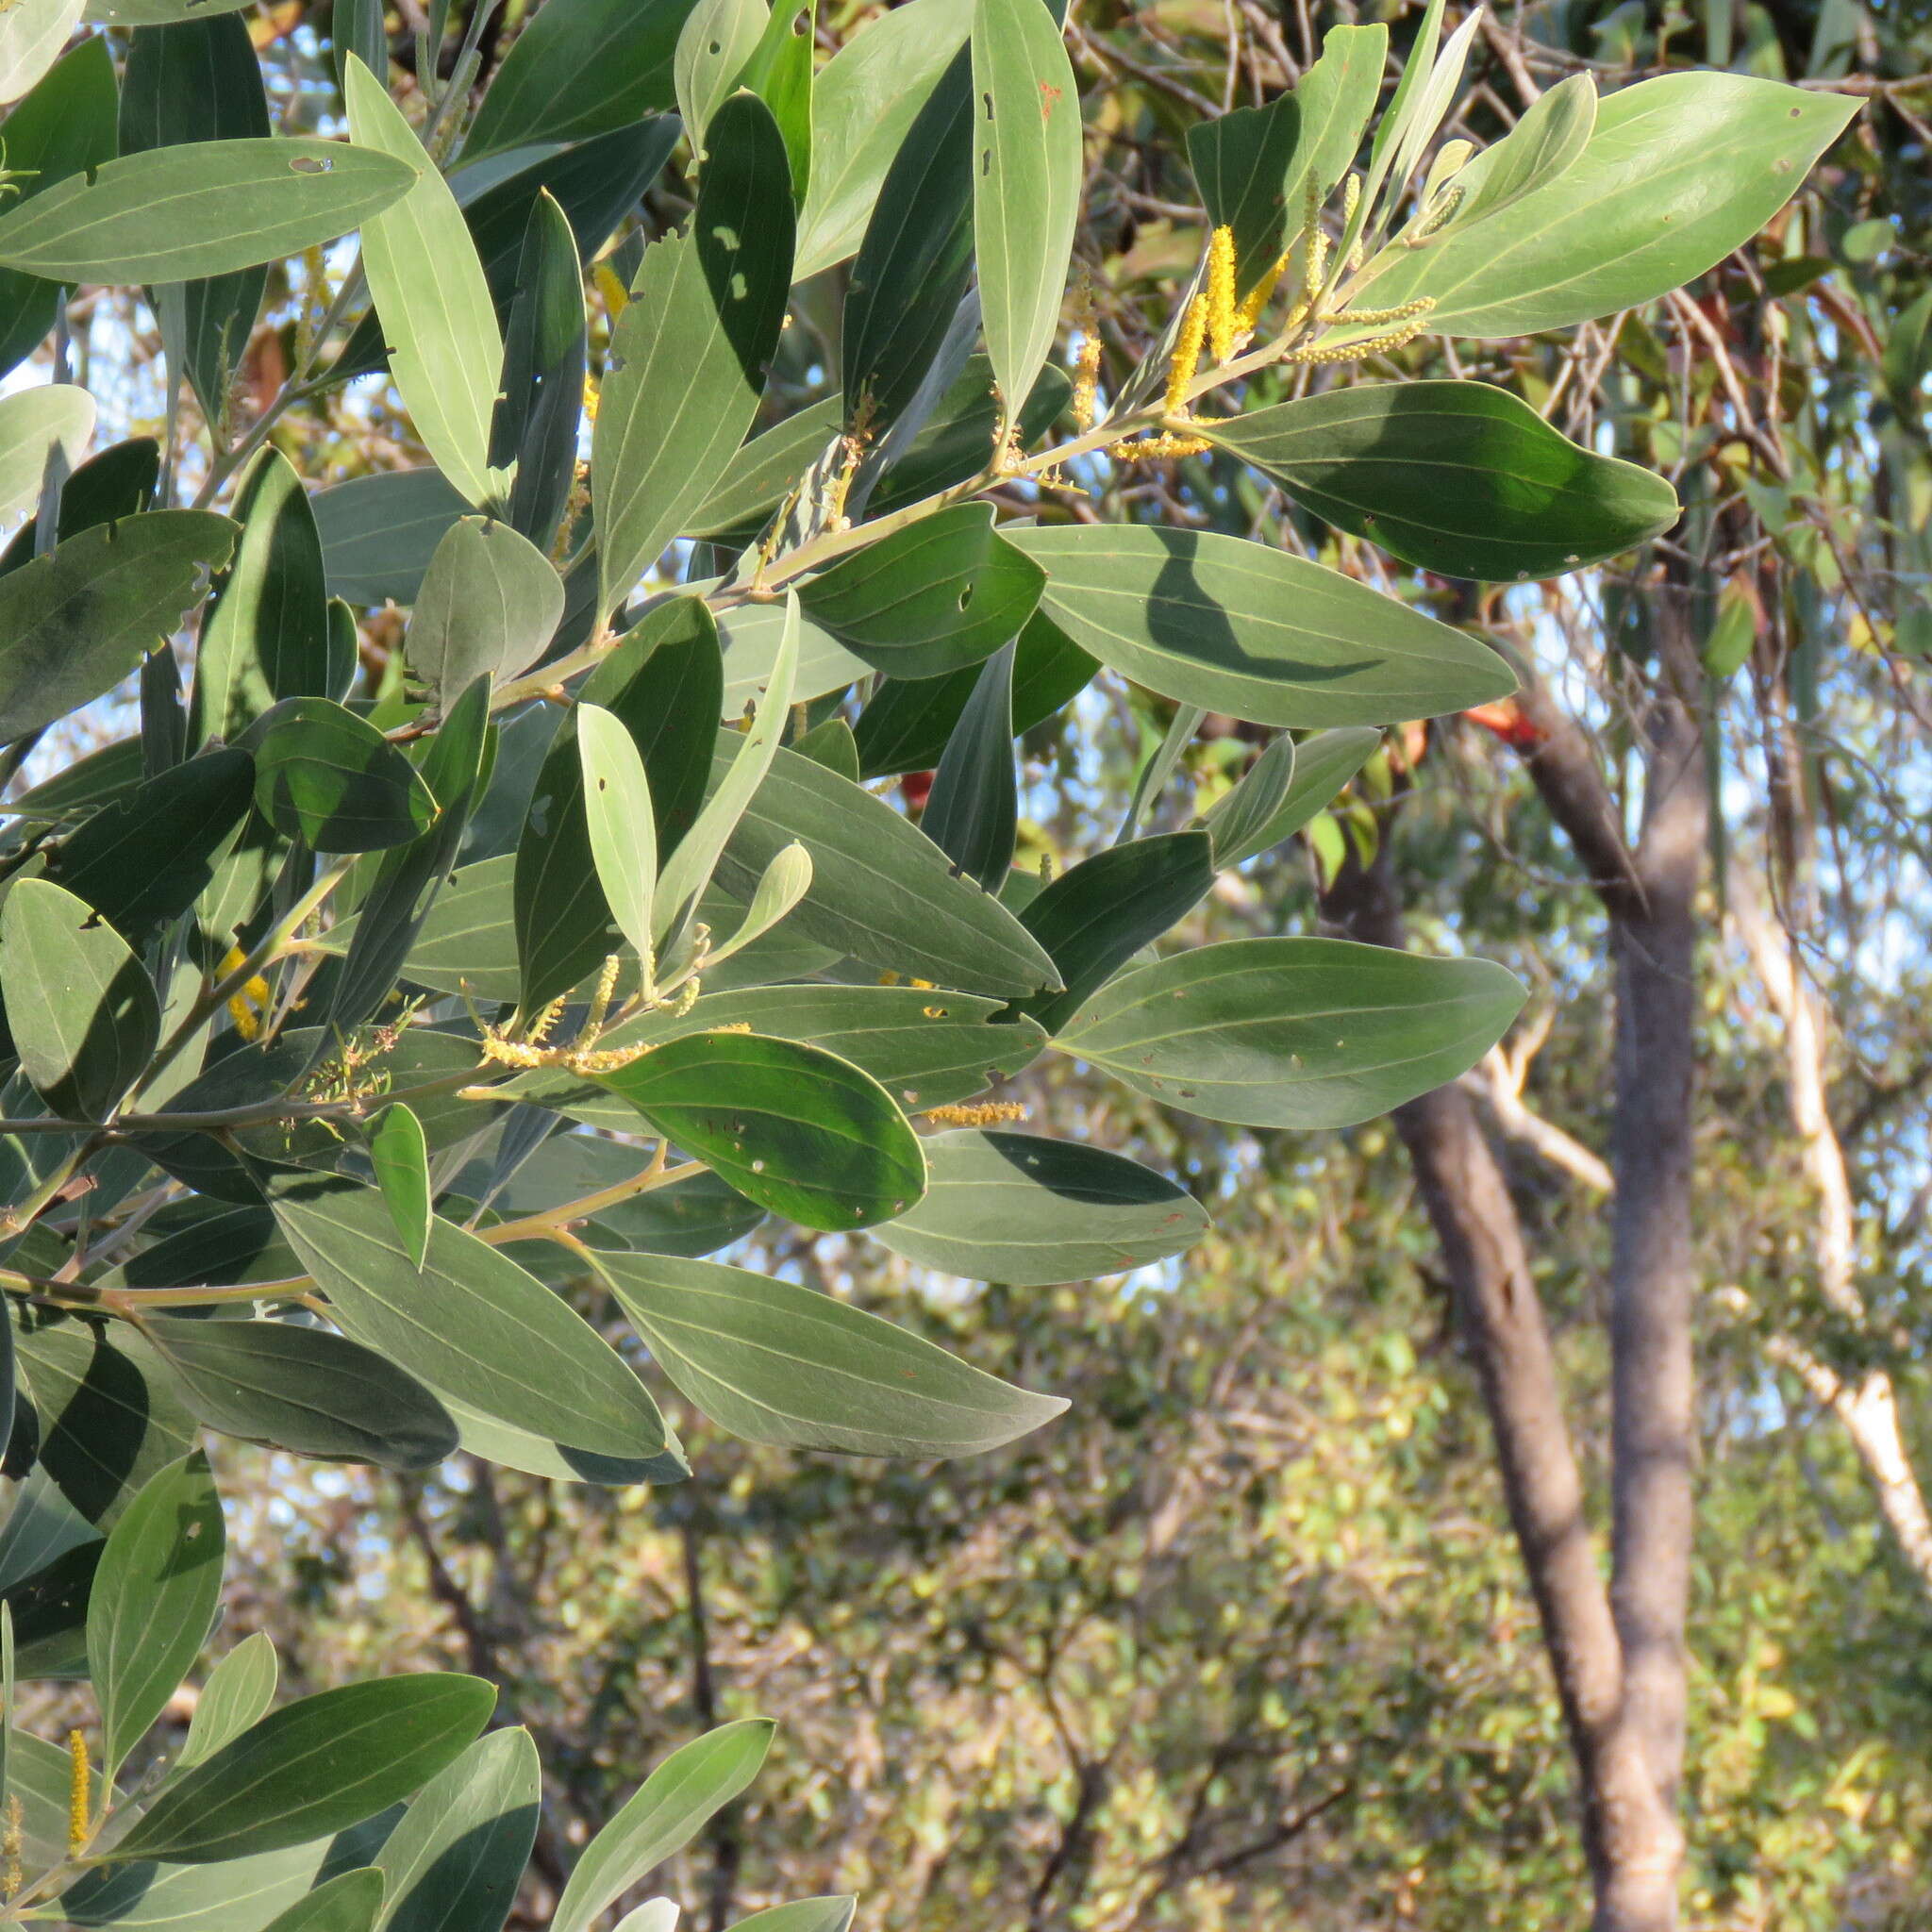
[1111,432,1212,463]
[1206,225,1239,363]
[1341,172,1360,228]
[924,1100,1027,1126]
[1235,250,1291,333]
[1071,279,1104,432]
[4,1791,24,1899]
[1284,313,1433,367]
[67,1731,90,1855]
[1333,296,1438,329]
[1164,292,1209,418]
[1404,185,1465,246]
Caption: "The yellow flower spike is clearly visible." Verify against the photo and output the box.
[1163,292,1208,419]
[1111,432,1211,464]
[219,945,272,1042]
[1206,225,1238,364]
[1235,250,1291,334]
[4,1790,22,1898]
[67,1730,90,1855]
[924,1100,1027,1126]
[592,260,630,319]
[1071,277,1104,433]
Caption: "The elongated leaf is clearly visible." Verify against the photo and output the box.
[179,1631,277,1768]
[0,510,237,743]
[326,674,491,1031]
[252,696,437,851]
[494,192,588,551]
[312,469,471,607]
[727,1904,856,1932]
[0,39,117,381]
[922,642,1016,887]
[603,1250,1067,1452]
[795,0,971,276]
[594,1031,926,1230]
[190,448,331,747]
[1015,831,1213,1034]
[88,1452,225,1776]
[798,505,1044,679]
[463,0,698,161]
[269,1174,670,1460]
[85,0,257,19]
[593,92,793,619]
[1007,525,1514,726]
[579,701,658,966]
[841,44,973,429]
[674,0,765,152]
[375,1726,539,1932]
[407,517,564,702]
[145,1316,460,1472]
[119,12,274,425]
[874,1130,1206,1283]
[518,985,1044,1126]
[0,0,85,108]
[0,140,418,281]
[971,0,1080,425]
[368,1104,431,1269]
[739,0,814,203]
[0,384,92,528]
[259,1870,386,1932]
[100,1675,494,1865]
[513,597,726,1008]
[718,602,867,712]
[708,742,1058,993]
[1448,72,1596,229]
[552,1722,774,1932]
[707,841,811,966]
[1202,725,1378,869]
[1351,74,1860,338]
[855,608,1093,775]
[655,593,794,952]
[0,878,159,1120]
[1056,936,1526,1127]
[1202,382,1679,580]
[43,746,256,943]
[346,58,504,507]
[1284,23,1387,226]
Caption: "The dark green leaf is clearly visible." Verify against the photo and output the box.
[100,1675,494,1864]
[1008,525,1515,726]
[462,0,699,161]
[0,39,118,383]
[0,438,158,579]
[798,504,1045,678]
[252,696,437,852]
[87,1452,225,1775]
[874,1129,1207,1283]
[551,1722,773,1932]
[869,356,1072,517]
[855,608,1093,775]
[685,397,842,541]
[494,192,588,552]
[921,642,1016,887]
[1188,98,1303,297]
[1056,936,1527,1127]
[269,1174,670,1459]
[311,469,472,608]
[144,1316,460,1472]
[593,92,794,618]
[739,0,816,205]
[708,742,1059,994]
[0,140,420,282]
[119,13,273,425]
[0,511,238,744]
[792,716,859,782]
[1015,831,1214,1034]
[189,448,332,747]
[840,44,973,430]
[374,1726,539,1932]
[0,879,159,1120]
[46,747,256,942]
[258,1869,385,1932]
[593,1030,926,1231]
[1201,725,1378,868]
[794,0,970,277]
[602,1250,1068,1453]
[1202,382,1679,580]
